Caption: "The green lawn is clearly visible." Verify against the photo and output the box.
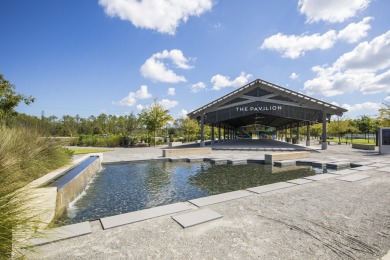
[328,138,376,145]
[67,147,112,154]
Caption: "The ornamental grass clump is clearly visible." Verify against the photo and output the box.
[0,126,72,258]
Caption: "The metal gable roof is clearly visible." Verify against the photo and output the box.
[188,78,348,118]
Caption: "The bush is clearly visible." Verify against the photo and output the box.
[0,126,72,257]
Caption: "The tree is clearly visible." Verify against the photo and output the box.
[138,101,173,146]
[328,116,348,144]
[378,101,390,126]
[0,74,35,120]
[178,117,199,142]
[355,115,374,142]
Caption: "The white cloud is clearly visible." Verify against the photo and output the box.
[140,49,192,83]
[261,30,337,59]
[158,99,178,109]
[298,0,371,23]
[117,85,153,106]
[136,104,144,110]
[304,31,390,96]
[177,109,188,119]
[190,81,206,93]
[99,0,212,35]
[337,17,372,43]
[289,73,299,80]
[260,17,372,59]
[167,87,176,96]
[341,102,381,112]
[211,72,252,91]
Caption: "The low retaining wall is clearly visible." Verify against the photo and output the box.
[56,156,102,214]
[265,151,310,164]
[163,147,212,157]
[352,143,375,150]
[169,142,183,147]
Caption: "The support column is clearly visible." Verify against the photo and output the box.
[211,124,215,145]
[200,113,205,147]
[296,125,300,144]
[218,124,221,143]
[285,128,288,142]
[306,123,311,146]
[289,125,293,143]
[322,111,328,150]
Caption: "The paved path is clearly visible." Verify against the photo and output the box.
[29,142,390,259]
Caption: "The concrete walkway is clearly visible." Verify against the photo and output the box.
[28,142,390,259]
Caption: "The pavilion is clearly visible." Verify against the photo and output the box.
[188,78,348,150]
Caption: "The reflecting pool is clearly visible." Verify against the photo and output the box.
[58,161,317,225]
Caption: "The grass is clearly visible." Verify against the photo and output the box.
[328,138,376,145]
[67,147,111,155]
[0,125,72,258]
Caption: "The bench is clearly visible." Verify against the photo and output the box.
[162,147,212,157]
[169,142,183,147]
[264,151,310,164]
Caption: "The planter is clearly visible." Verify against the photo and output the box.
[352,143,375,150]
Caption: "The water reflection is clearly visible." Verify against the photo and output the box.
[58,161,315,225]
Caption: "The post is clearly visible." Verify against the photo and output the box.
[218,124,221,143]
[200,113,205,147]
[306,123,311,146]
[296,125,300,144]
[285,128,288,142]
[289,125,293,143]
[211,124,215,145]
[322,111,327,150]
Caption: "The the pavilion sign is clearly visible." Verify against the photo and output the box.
[235,105,283,112]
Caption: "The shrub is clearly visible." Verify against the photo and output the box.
[0,126,72,257]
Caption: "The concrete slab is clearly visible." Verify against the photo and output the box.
[100,202,194,230]
[371,163,389,168]
[311,161,328,168]
[296,160,314,166]
[210,159,228,165]
[189,190,253,207]
[274,160,296,167]
[247,182,296,194]
[353,166,378,171]
[376,167,390,173]
[336,174,370,182]
[227,159,247,165]
[172,208,223,228]
[168,157,187,162]
[332,169,359,175]
[247,159,265,164]
[350,162,374,167]
[26,222,91,247]
[186,157,205,162]
[287,178,313,185]
[303,174,335,181]
[326,162,351,169]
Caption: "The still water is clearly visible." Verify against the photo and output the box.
[59,161,316,225]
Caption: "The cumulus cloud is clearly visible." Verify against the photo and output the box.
[337,17,372,43]
[136,104,144,110]
[117,85,152,106]
[304,30,390,96]
[211,72,252,91]
[140,49,192,83]
[289,73,299,80]
[177,109,188,119]
[167,88,176,96]
[190,81,206,93]
[298,0,371,23]
[260,17,372,59]
[341,102,381,112]
[99,0,212,35]
[158,99,178,109]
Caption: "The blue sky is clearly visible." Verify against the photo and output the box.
[1,0,389,120]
